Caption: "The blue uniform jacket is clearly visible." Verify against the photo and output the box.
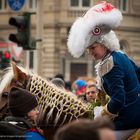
[102,51,140,130]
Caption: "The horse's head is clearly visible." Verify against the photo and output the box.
[0,62,30,120]
[0,62,92,128]
[0,62,29,96]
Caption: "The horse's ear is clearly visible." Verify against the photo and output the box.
[11,61,28,84]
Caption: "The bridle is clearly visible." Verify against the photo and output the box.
[0,74,32,120]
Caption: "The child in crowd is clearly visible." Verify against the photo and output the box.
[72,79,86,97]
[0,86,45,140]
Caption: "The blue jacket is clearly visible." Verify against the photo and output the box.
[24,129,45,140]
[101,51,140,130]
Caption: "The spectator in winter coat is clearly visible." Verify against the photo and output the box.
[0,86,45,140]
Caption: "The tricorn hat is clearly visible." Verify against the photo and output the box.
[67,1,123,58]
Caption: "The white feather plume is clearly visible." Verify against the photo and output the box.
[67,1,123,58]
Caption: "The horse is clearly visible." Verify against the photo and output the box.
[0,62,140,140]
[0,62,92,140]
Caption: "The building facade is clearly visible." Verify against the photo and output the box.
[0,0,140,82]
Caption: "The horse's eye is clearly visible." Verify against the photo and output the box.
[2,92,8,97]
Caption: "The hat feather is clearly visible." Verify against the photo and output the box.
[67,1,123,58]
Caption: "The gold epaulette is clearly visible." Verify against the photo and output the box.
[98,55,114,77]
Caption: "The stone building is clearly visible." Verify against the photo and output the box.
[0,0,140,82]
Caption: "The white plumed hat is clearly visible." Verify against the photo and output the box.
[67,1,123,58]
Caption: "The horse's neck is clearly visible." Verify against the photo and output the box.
[28,75,91,126]
[43,127,58,140]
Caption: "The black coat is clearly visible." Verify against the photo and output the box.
[0,116,33,140]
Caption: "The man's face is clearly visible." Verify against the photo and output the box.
[87,43,107,60]
[85,87,97,103]
[99,128,116,140]
[27,107,39,122]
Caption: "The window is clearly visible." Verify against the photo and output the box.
[70,0,91,9]
[70,0,79,7]
[70,63,87,83]
[0,0,2,9]
[118,0,129,12]
[0,0,7,11]
[82,0,90,7]
[28,0,37,10]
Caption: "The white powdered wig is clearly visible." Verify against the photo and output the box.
[67,1,123,58]
[96,30,120,51]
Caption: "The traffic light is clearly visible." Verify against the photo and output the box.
[9,12,35,50]
[0,51,11,69]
